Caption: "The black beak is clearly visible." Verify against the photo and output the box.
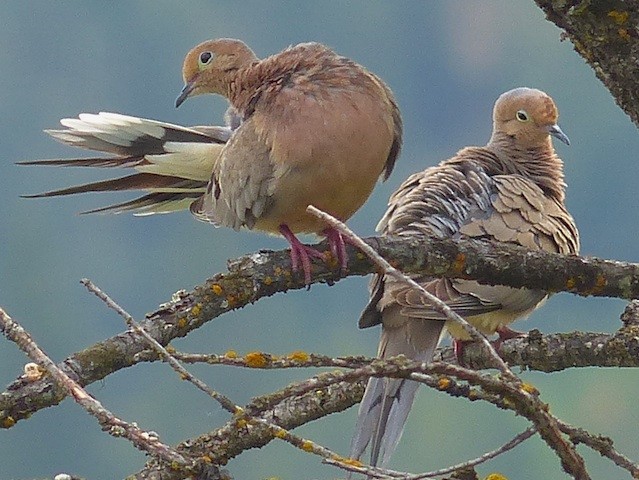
[175,81,196,108]
[548,124,570,145]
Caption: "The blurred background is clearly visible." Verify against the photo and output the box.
[1,2,638,479]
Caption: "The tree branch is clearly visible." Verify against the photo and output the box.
[534,0,639,128]
[2,235,639,428]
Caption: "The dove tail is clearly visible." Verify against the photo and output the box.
[350,316,445,467]
[351,376,422,467]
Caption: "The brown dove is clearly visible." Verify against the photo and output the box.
[350,87,579,467]
[21,38,402,284]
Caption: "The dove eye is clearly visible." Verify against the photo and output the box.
[516,110,529,122]
[198,51,213,67]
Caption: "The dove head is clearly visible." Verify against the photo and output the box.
[491,87,569,148]
[176,38,259,107]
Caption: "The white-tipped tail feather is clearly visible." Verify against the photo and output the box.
[20,112,232,216]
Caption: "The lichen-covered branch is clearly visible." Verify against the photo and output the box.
[2,235,639,428]
[534,0,639,128]
[134,351,630,480]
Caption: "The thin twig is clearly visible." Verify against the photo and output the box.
[556,419,639,479]
[327,426,537,479]
[81,278,240,416]
[134,350,371,370]
[81,279,355,471]
[0,306,188,466]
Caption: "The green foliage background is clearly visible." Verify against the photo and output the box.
[1,2,638,479]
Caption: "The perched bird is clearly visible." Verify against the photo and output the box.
[21,38,402,284]
[350,87,579,467]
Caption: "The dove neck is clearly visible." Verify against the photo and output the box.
[225,61,263,112]
[486,134,566,201]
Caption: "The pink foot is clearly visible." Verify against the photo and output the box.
[493,326,526,350]
[453,338,472,366]
[279,225,324,285]
[322,227,348,274]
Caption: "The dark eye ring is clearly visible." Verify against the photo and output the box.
[516,110,529,122]
[199,51,213,65]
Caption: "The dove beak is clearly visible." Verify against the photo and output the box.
[175,79,197,108]
[548,124,570,146]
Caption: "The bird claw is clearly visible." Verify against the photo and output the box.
[290,243,325,286]
[279,225,324,285]
[279,225,351,286]
[454,326,526,365]
[492,326,526,350]
[323,227,349,275]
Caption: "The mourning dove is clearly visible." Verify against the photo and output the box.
[22,38,402,284]
[350,87,579,467]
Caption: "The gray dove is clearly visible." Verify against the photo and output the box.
[350,87,580,467]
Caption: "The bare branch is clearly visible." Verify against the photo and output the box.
[133,355,581,479]
[326,426,536,479]
[0,306,187,466]
[2,235,638,429]
[133,322,639,374]
[557,419,639,478]
[82,279,366,478]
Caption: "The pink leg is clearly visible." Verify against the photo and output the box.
[279,225,324,285]
[453,338,471,365]
[322,227,348,274]
[492,325,526,350]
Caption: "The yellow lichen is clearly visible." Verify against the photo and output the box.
[245,351,269,368]
[521,382,539,395]
[485,474,509,480]
[437,377,451,390]
[301,440,314,452]
[337,456,363,467]
[608,10,629,25]
[1,416,16,428]
[224,350,238,359]
[200,455,212,463]
[596,274,607,288]
[566,277,576,289]
[287,350,310,362]
[190,304,201,317]
[619,28,631,41]
[273,428,287,439]
[263,276,273,285]
[166,345,176,354]
[452,253,466,273]
[211,283,223,295]
[235,418,248,429]
[177,317,188,328]
[324,252,338,269]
